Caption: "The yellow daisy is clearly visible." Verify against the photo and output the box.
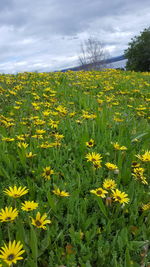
[136,150,150,162]
[131,161,141,168]
[90,187,108,198]
[132,167,148,185]
[17,142,28,149]
[31,212,51,230]
[103,179,117,190]
[21,201,39,211]
[42,166,54,180]
[85,139,95,148]
[52,188,70,197]
[85,152,102,163]
[0,207,18,222]
[112,189,129,204]
[93,161,102,169]
[105,162,118,170]
[0,240,25,266]
[36,129,46,134]
[26,152,37,158]
[53,133,64,140]
[112,142,127,151]
[142,203,150,211]
[4,186,29,198]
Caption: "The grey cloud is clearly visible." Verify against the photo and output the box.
[0,0,149,73]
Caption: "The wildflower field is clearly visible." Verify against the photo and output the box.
[0,69,150,267]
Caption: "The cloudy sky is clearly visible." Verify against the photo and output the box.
[0,0,149,73]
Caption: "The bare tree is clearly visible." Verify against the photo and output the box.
[79,37,107,70]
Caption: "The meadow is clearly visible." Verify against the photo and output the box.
[0,69,150,267]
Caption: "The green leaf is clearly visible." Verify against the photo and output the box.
[86,261,92,267]
[46,191,57,213]
[29,225,38,267]
[131,132,148,142]
[17,150,26,168]
[28,258,37,267]
[125,248,131,267]
[96,197,108,219]
[38,228,51,257]
[16,220,27,248]
[0,167,10,179]
[129,240,149,250]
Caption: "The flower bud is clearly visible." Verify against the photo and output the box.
[114,169,119,174]
[105,197,112,206]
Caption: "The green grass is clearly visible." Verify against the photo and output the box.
[0,69,150,267]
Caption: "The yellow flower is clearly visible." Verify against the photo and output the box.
[34,119,45,126]
[93,161,102,169]
[40,142,54,148]
[36,129,46,134]
[21,201,39,211]
[31,134,43,139]
[112,142,127,151]
[120,146,127,151]
[51,141,61,147]
[105,162,118,170]
[16,135,25,141]
[132,168,148,185]
[48,119,59,129]
[90,188,108,198]
[69,112,76,117]
[85,152,102,163]
[2,137,15,142]
[82,111,96,119]
[52,188,70,197]
[136,150,150,162]
[26,152,37,158]
[112,142,120,150]
[112,189,129,204]
[4,186,29,198]
[131,161,141,168]
[14,106,20,110]
[0,207,18,222]
[142,203,150,211]
[0,240,25,266]
[53,133,64,140]
[113,117,124,122]
[42,167,54,180]
[17,142,29,149]
[31,212,51,230]
[55,105,67,115]
[103,179,117,190]
[76,119,83,124]
[86,139,95,148]
[42,110,50,116]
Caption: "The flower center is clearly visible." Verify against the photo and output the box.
[107,186,111,189]
[116,196,121,200]
[35,220,42,226]
[96,190,102,195]
[132,162,138,167]
[46,170,51,175]
[7,253,15,261]
[14,194,19,197]
[6,217,11,220]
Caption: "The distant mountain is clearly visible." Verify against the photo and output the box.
[59,55,126,72]
[104,55,125,64]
